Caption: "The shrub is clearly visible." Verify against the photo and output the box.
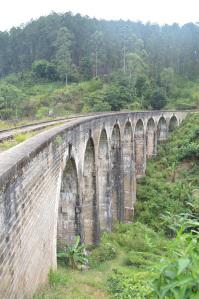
[123,251,159,268]
[178,142,199,160]
[89,241,117,267]
[149,88,167,110]
[36,107,50,119]
[110,222,167,255]
[32,60,58,81]
[107,269,152,299]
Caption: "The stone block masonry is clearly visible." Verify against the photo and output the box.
[0,111,187,298]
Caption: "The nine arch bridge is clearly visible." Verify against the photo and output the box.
[0,110,187,299]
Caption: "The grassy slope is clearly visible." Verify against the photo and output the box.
[33,113,199,299]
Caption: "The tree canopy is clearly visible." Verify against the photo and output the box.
[0,12,199,120]
[0,13,199,80]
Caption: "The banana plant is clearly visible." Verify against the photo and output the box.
[57,236,88,269]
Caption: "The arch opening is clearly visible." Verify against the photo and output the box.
[146,118,156,158]
[57,158,80,251]
[169,115,178,132]
[111,124,123,222]
[157,116,167,143]
[98,129,111,232]
[123,121,136,222]
[83,138,97,244]
[134,119,145,177]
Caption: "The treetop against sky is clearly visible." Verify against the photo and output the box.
[0,0,199,31]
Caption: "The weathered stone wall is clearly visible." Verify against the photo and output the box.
[123,121,135,221]
[146,118,156,158]
[57,158,79,249]
[110,124,123,222]
[134,119,145,177]
[98,129,111,232]
[0,111,187,299]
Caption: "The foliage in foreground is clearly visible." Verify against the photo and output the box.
[153,227,199,299]
[106,222,199,299]
[107,268,152,299]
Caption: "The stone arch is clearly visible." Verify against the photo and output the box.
[169,115,178,132]
[57,157,80,251]
[111,123,123,222]
[123,121,136,222]
[157,116,167,143]
[134,119,145,177]
[146,118,156,158]
[82,137,97,244]
[98,129,111,232]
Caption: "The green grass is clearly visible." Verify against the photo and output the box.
[34,220,199,299]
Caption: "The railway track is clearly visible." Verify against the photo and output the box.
[0,114,95,142]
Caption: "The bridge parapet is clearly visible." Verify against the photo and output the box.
[0,110,188,299]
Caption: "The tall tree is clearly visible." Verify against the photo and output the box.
[160,67,175,95]
[89,31,105,77]
[55,27,73,81]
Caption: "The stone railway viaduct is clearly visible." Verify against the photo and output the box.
[0,110,187,299]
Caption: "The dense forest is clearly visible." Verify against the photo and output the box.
[1,12,199,79]
[1,12,199,121]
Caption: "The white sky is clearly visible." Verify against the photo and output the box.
[0,0,199,31]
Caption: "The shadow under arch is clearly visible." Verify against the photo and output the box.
[57,157,80,251]
[169,115,178,132]
[82,137,97,244]
[98,128,111,232]
[111,123,123,222]
[157,116,167,143]
[146,118,156,158]
[134,119,145,177]
[123,121,136,222]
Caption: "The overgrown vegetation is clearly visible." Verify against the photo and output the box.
[1,70,199,123]
[135,113,199,233]
[1,13,199,123]
[33,114,199,299]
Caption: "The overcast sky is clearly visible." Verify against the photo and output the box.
[0,0,199,31]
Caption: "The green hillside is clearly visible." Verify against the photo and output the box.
[1,13,199,123]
